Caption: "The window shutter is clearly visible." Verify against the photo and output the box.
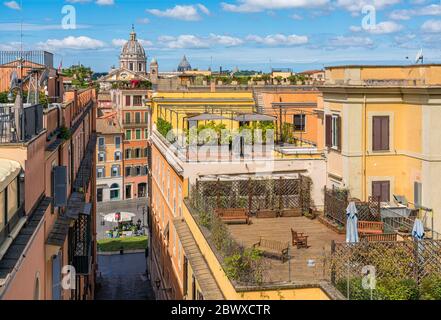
[382,181,390,202]
[381,116,389,150]
[53,166,67,207]
[373,117,381,151]
[325,115,332,147]
[125,95,131,106]
[337,116,342,151]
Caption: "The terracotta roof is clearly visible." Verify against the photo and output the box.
[96,118,122,134]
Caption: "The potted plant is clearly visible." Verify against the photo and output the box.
[303,208,317,220]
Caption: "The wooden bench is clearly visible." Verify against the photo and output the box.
[291,229,309,249]
[215,208,250,225]
[360,233,398,242]
[358,221,384,235]
[253,238,289,262]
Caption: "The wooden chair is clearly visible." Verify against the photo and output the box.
[253,237,289,262]
[291,229,308,249]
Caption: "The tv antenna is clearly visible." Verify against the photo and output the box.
[415,49,424,64]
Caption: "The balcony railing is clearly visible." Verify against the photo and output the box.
[0,104,44,143]
[69,213,92,275]
[0,205,25,246]
[123,120,148,128]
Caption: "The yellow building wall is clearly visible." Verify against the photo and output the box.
[238,288,330,300]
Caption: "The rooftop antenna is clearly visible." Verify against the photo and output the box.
[415,48,424,64]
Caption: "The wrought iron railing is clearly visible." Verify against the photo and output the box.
[69,213,92,275]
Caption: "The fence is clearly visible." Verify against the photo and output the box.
[329,239,441,299]
[191,176,312,215]
[324,187,381,226]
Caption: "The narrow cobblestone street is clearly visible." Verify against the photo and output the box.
[95,253,155,300]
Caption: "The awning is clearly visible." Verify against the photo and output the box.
[234,113,276,122]
[187,113,228,121]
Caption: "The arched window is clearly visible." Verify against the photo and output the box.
[110,183,120,200]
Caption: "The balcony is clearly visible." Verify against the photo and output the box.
[0,104,44,143]
[122,120,148,128]
[69,212,92,275]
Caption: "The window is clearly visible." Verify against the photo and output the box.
[98,137,105,148]
[115,136,121,149]
[125,167,131,177]
[135,112,141,124]
[110,183,120,200]
[142,166,148,175]
[144,148,148,158]
[98,152,105,162]
[125,149,132,159]
[125,112,131,124]
[136,129,141,140]
[97,188,103,202]
[125,95,131,107]
[325,114,341,150]
[125,130,132,140]
[372,116,390,151]
[136,166,142,176]
[125,185,132,199]
[133,96,142,106]
[97,167,105,178]
[144,112,148,123]
[144,129,148,139]
[178,185,182,217]
[111,165,120,177]
[372,181,390,202]
[138,63,143,72]
[129,63,134,71]
[293,114,306,131]
[114,151,122,161]
[135,148,142,158]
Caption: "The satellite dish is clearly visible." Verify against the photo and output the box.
[10,71,19,90]
[415,49,424,64]
[39,69,49,86]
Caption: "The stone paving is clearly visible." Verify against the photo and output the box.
[96,198,148,240]
[95,253,155,300]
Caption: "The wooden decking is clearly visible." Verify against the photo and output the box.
[228,216,345,283]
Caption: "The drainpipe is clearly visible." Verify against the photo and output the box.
[362,93,367,201]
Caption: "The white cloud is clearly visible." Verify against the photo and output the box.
[351,21,403,34]
[209,34,243,47]
[0,23,89,31]
[326,36,374,49]
[247,34,308,46]
[96,0,114,5]
[390,4,441,20]
[197,4,210,15]
[112,38,153,48]
[66,0,114,5]
[3,1,20,10]
[38,36,106,51]
[421,19,441,33]
[137,18,150,24]
[147,5,209,21]
[336,0,400,15]
[156,33,243,49]
[157,35,210,49]
[221,0,329,13]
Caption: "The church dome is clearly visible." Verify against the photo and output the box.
[178,55,192,72]
[121,28,146,58]
[119,26,147,73]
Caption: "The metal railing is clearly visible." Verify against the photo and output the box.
[0,104,44,143]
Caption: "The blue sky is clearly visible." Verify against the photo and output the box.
[1,0,441,72]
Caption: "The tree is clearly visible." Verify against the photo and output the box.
[62,64,94,88]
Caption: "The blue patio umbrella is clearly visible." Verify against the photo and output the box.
[346,202,359,244]
[412,218,425,240]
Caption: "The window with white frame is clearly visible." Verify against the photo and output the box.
[178,185,182,217]
[98,152,105,162]
[97,167,105,178]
